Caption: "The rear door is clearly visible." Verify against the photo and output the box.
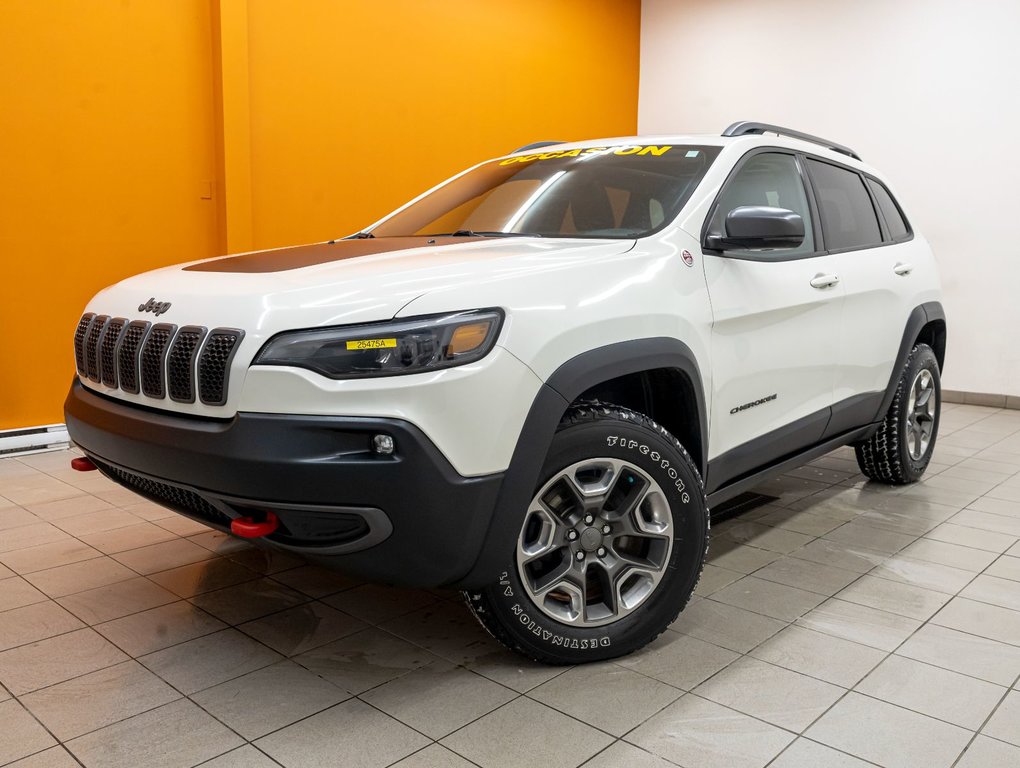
[702,150,844,488]
[803,159,918,436]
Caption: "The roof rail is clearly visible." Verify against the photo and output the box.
[722,121,861,161]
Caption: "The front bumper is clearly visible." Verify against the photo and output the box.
[65,380,504,586]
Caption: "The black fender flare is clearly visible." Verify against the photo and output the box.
[458,337,707,587]
[869,301,946,425]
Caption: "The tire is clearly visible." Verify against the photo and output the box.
[855,343,941,484]
[464,402,709,664]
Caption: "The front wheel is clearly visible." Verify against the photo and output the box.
[855,343,941,484]
[465,403,709,664]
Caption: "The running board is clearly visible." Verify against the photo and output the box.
[706,425,874,509]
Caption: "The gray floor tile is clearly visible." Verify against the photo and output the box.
[529,663,680,737]
[900,538,1000,572]
[77,521,178,554]
[65,698,242,768]
[139,627,282,694]
[961,573,1020,611]
[5,746,82,768]
[0,523,72,555]
[21,660,179,740]
[754,507,847,537]
[797,598,922,651]
[805,692,972,768]
[789,538,888,573]
[0,699,58,765]
[391,745,483,767]
[752,556,860,596]
[269,564,360,598]
[0,627,128,695]
[618,630,739,690]
[238,601,366,656]
[986,554,1020,581]
[363,659,516,739]
[718,521,814,554]
[835,574,951,620]
[0,602,84,652]
[767,738,874,767]
[112,538,215,575]
[294,627,438,694]
[824,521,917,554]
[671,599,786,653]
[869,555,975,594]
[95,600,226,656]
[694,656,843,732]
[580,741,675,768]
[257,698,431,768]
[196,745,281,768]
[627,694,795,768]
[951,509,1020,537]
[56,576,176,624]
[704,537,782,573]
[189,577,309,625]
[0,540,102,575]
[0,577,48,612]
[983,690,1020,747]
[855,655,1005,730]
[147,556,259,598]
[192,659,349,740]
[896,623,1020,686]
[24,557,136,598]
[693,563,743,596]
[923,523,1017,553]
[380,600,500,664]
[441,696,612,768]
[956,735,1020,768]
[932,597,1020,646]
[711,575,826,622]
[750,624,885,688]
[464,646,570,693]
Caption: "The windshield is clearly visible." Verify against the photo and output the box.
[370,144,721,240]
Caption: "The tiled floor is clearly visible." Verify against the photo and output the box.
[2,402,1020,767]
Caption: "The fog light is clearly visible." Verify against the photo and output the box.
[373,434,395,455]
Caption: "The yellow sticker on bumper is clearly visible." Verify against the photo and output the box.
[345,338,397,350]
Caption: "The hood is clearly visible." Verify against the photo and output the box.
[88,236,634,332]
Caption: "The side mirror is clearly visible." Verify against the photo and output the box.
[705,206,805,251]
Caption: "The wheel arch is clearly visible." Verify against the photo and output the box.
[459,337,707,587]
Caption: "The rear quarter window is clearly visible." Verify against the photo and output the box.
[867,178,910,240]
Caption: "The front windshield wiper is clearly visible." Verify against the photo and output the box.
[429,230,542,238]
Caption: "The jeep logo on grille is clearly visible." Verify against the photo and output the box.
[138,298,172,316]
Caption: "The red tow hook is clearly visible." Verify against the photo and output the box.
[231,511,280,539]
[71,457,97,472]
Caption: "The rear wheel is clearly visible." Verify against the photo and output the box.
[855,343,941,483]
[465,403,708,664]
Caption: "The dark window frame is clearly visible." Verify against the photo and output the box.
[864,176,913,243]
[699,148,826,263]
[702,146,915,262]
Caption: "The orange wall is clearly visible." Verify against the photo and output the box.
[0,0,640,430]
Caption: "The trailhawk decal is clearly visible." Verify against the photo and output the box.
[730,393,778,415]
[500,145,673,165]
[498,572,611,648]
[607,436,691,504]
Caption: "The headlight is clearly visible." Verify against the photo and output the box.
[252,309,504,379]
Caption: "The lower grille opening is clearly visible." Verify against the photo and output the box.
[233,505,371,548]
[92,459,231,528]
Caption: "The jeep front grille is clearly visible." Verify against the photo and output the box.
[73,313,243,406]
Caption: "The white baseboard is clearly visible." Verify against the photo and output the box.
[0,424,71,457]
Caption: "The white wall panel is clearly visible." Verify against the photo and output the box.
[640,0,1020,396]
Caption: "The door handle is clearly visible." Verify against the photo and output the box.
[810,273,840,289]
[893,262,914,276]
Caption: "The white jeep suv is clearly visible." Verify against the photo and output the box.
[66,122,945,663]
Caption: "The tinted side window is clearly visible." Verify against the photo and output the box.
[867,178,909,240]
[807,159,882,250]
[710,153,814,255]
